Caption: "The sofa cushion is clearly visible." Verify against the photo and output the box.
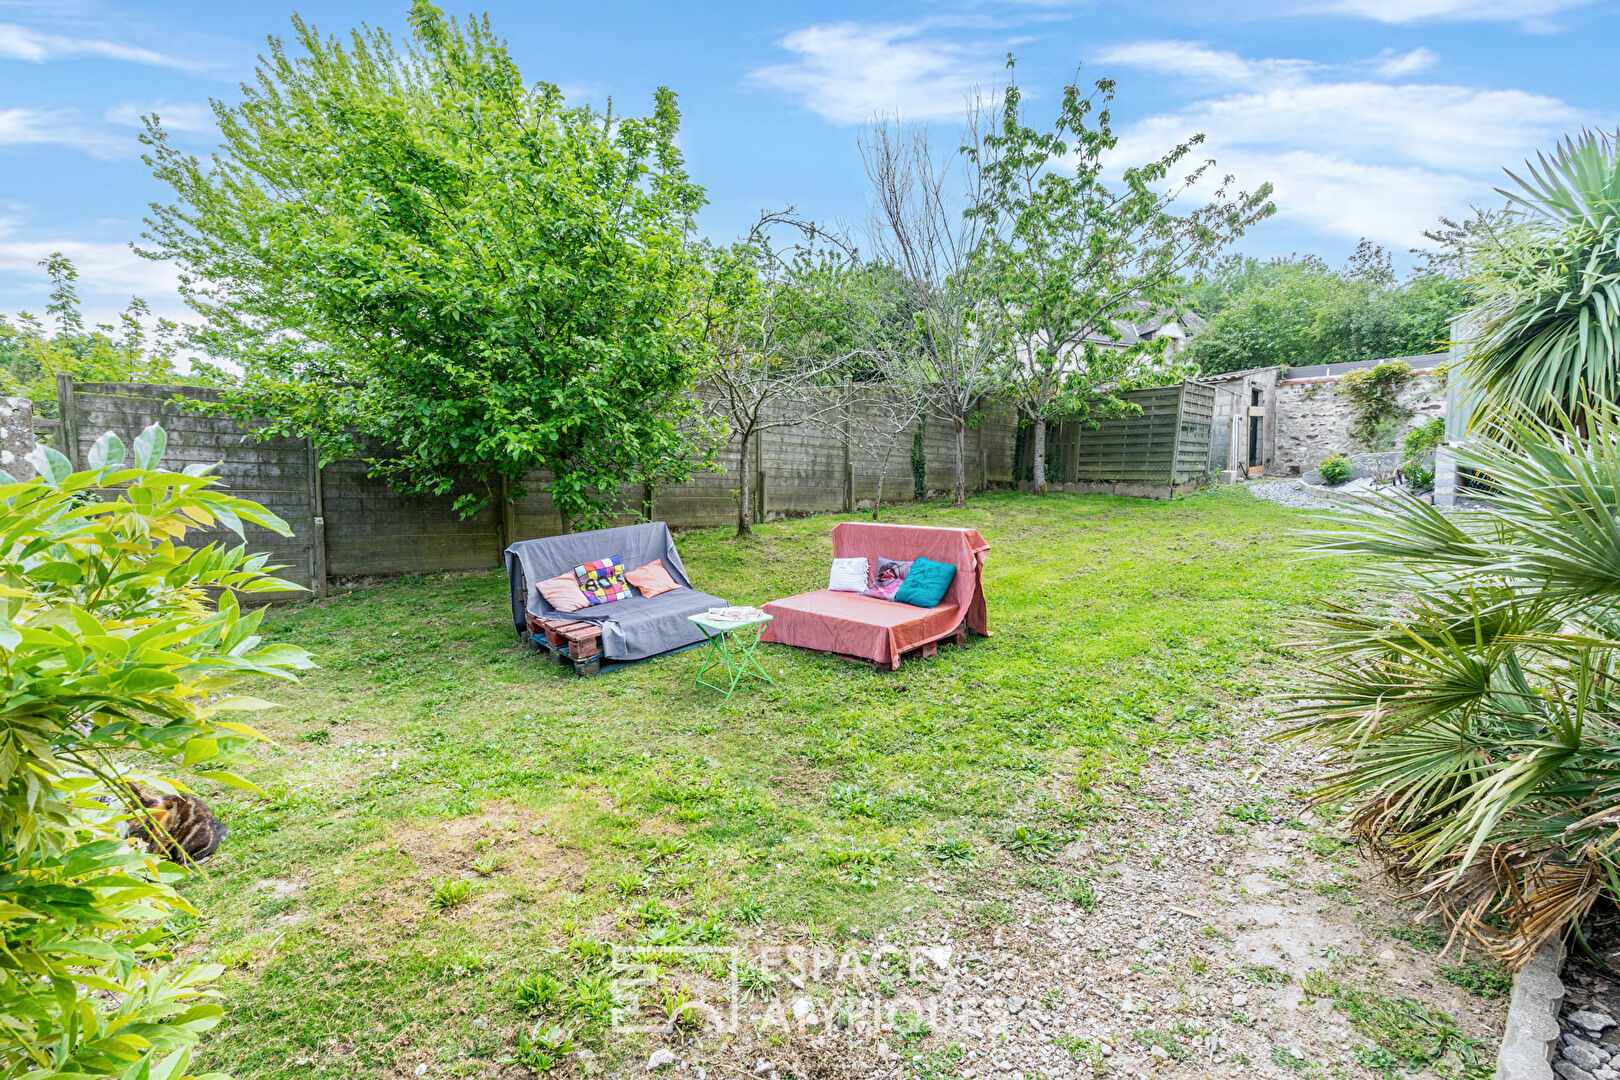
[863,557,912,600]
[537,571,591,612]
[575,556,631,605]
[626,558,681,598]
[895,556,957,608]
[827,556,870,592]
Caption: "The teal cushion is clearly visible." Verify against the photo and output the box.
[894,556,957,608]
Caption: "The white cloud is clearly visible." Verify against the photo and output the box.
[0,107,121,158]
[748,21,1002,124]
[104,100,214,133]
[1316,0,1600,24]
[1095,41,1314,88]
[1101,43,1595,248]
[1372,46,1438,77]
[0,220,187,328]
[0,21,200,70]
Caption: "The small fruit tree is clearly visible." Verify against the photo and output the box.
[0,425,312,1078]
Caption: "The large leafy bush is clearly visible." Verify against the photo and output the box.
[1287,404,1620,965]
[0,426,311,1078]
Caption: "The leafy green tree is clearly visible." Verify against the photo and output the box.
[1183,250,1468,376]
[138,4,709,535]
[0,425,312,1078]
[1461,130,1620,423]
[969,60,1274,492]
[0,254,208,416]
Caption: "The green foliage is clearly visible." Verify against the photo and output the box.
[969,60,1272,490]
[1400,417,1446,490]
[1184,249,1464,376]
[1338,360,1415,447]
[1461,131,1620,422]
[1439,958,1513,998]
[0,255,216,416]
[139,5,708,527]
[1286,401,1620,965]
[1308,975,1487,1078]
[1316,453,1353,485]
[0,424,311,1078]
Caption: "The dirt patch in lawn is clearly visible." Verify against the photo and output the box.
[614,704,1508,1079]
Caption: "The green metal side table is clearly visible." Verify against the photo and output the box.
[687,611,774,701]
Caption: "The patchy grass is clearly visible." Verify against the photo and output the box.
[175,488,1347,1076]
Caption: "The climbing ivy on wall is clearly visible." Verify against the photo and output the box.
[1337,360,1415,448]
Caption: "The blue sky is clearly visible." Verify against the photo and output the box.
[0,0,1616,328]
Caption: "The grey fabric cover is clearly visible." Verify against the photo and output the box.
[506,522,726,661]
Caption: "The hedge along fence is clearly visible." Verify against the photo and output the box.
[1015,383,1218,497]
[48,375,1022,596]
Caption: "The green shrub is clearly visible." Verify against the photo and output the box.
[0,425,310,1077]
[1399,417,1445,491]
[1287,403,1620,966]
[1316,453,1353,485]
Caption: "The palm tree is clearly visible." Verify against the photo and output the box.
[1462,130,1620,424]
[1285,403,1620,966]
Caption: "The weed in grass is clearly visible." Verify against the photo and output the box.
[567,971,620,1029]
[927,837,974,868]
[1225,799,1276,824]
[1306,834,1350,857]
[428,877,475,911]
[1270,1046,1308,1071]
[1134,1028,1189,1061]
[505,1022,574,1073]
[1311,974,1488,1078]
[214,946,255,969]
[568,936,613,967]
[733,896,766,925]
[661,983,705,1037]
[1439,958,1513,999]
[1055,1034,1106,1072]
[471,854,503,876]
[613,872,644,897]
[513,972,564,1013]
[1313,881,1355,903]
[828,784,882,819]
[1241,964,1290,988]
[972,902,1015,927]
[1005,824,1063,861]
[737,961,777,1000]
[891,1011,931,1045]
[913,1042,966,1080]
[1389,921,1448,953]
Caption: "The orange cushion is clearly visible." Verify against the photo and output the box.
[626,558,681,598]
[537,571,590,612]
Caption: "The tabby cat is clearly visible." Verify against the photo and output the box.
[125,784,229,863]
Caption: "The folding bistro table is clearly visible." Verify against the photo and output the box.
[687,611,773,701]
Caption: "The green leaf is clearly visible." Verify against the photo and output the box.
[132,424,168,470]
[25,444,73,485]
[88,431,126,469]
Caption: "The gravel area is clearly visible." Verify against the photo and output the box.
[621,702,1507,1078]
[1246,480,1345,513]
[1556,951,1620,1079]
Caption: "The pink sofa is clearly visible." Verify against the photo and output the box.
[760,522,990,670]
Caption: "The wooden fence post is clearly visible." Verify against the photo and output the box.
[842,381,854,512]
[55,373,78,468]
[754,429,766,524]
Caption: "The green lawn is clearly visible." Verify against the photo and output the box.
[179,488,1347,1077]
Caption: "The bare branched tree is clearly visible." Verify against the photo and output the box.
[837,381,926,520]
[696,210,858,537]
[860,108,1006,509]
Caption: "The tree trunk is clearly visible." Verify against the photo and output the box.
[873,472,885,521]
[1031,416,1048,495]
[736,429,754,538]
[952,416,967,509]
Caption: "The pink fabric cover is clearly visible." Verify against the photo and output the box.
[761,522,990,670]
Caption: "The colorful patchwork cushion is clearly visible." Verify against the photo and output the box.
[573,555,631,605]
[863,557,913,601]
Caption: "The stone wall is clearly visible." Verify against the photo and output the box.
[1273,368,1446,477]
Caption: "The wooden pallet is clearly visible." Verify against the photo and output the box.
[526,615,606,677]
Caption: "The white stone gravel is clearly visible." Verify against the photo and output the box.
[1246,479,1345,513]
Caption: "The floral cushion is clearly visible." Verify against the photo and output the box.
[573,555,631,605]
[863,557,913,601]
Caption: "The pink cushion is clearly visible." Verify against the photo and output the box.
[625,558,681,598]
[537,572,590,612]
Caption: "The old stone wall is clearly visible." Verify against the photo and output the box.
[1273,368,1446,477]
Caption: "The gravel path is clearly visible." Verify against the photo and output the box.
[625,702,1508,1079]
[1246,480,1345,513]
